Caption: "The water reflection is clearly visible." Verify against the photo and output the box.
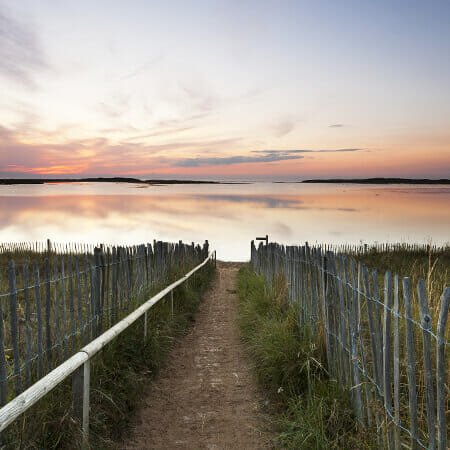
[0,183,449,260]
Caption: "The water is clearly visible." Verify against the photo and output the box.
[0,182,449,261]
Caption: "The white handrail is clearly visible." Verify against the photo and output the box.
[0,251,214,439]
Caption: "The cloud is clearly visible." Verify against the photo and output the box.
[0,123,244,175]
[252,148,363,154]
[175,148,364,168]
[96,94,130,119]
[329,124,344,128]
[0,120,367,175]
[180,82,217,114]
[0,7,47,88]
[273,118,295,137]
[116,55,163,81]
[175,152,304,168]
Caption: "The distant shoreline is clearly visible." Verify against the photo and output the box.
[0,177,448,186]
[298,178,450,185]
[0,177,246,185]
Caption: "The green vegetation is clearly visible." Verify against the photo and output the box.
[2,260,215,449]
[237,265,375,449]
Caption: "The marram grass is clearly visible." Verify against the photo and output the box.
[236,265,376,449]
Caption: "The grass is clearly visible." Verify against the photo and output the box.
[249,242,449,448]
[2,258,215,449]
[236,265,375,449]
[354,244,449,322]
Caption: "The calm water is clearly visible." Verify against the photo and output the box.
[0,182,449,261]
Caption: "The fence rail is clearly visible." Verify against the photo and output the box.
[0,239,210,406]
[251,241,448,450]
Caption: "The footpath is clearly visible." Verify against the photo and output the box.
[125,262,270,450]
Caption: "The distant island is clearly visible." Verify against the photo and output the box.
[299,178,450,185]
[2,177,449,186]
[0,177,234,185]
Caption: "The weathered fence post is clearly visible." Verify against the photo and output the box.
[44,258,53,371]
[383,271,394,448]
[33,260,44,378]
[349,258,364,425]
[393,274,400,450]
[417,279,436,450]
[82,360,90,449]
[72,359,90,449]
[8,261,22,395]
[402,277,419,450]
[23,261,32,388]
[436,287,449,450]
[0,287,6,406]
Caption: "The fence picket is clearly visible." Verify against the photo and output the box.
[53,259,63,364]
[8,261,22,395]
[402,277,419,450]
[74,257,85,345]
[44,258,53,371]
[349,258,364,424]
[67,257,76,354]
[83,254,91,342]
[357,262,373,426]
[23,262,32,388]
[0,285,6,405]
[417,279,436,450]
[383,271,394,448]
[32,261,44,378]
[436,287,449,450]
[393,274,400,449]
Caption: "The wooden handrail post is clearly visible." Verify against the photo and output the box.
[72,357,90,448]
[82,360,90,450]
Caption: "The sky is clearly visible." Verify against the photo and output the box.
[0,0,449,180]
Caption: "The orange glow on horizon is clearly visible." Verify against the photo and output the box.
[24,165,90,175]
[2,142,449,179]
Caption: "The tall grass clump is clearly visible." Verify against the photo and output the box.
[237,265,375,449]
[355,244,449,323]
[2,261,215,449]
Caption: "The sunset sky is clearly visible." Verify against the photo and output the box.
[1,0,449,180]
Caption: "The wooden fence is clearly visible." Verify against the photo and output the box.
[0,240,97,255]
[251,241,448,450]
[0,239,209,406]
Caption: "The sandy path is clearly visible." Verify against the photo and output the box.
[125,262,270,450]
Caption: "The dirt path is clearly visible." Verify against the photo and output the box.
[125,262,270,450]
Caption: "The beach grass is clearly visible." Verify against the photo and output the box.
[236,264,375,449]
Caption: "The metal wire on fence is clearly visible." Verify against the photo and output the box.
[0,239,210,405]
[251,241,449,450]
